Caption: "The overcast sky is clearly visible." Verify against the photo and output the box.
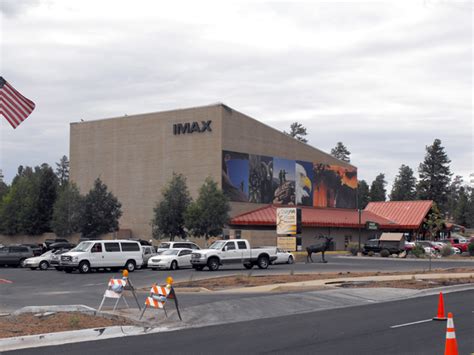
[0,0,472,191]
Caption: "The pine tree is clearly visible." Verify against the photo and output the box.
[330,142,351,162]
[55,155,70,186]
[80,178,122,239]
[284,122,308,143]
[390,165,416,201]
[416,139,452,213]
[453,186,469,226]
[185,178,230,244]
[151,173,192,241]
[52,183,84,237]
[446,175,463,219]
[357,180,370,209]
[370,173,387,202]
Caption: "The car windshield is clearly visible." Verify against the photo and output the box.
[161,250,179,255]
[159,243,170,249]
[209,241,226,250]
[73,242,92,252]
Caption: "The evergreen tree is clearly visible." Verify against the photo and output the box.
[390,165,416,201]
[0,181,8,203]
[80,178,122,239]
[370,173,387,202]
[416,139,452,213]
[151,173,192,241]
[466,188,474,228]
[357,180,370,209]
[330,142,351,162]
[51,183,84,237]
[34,164,59,234]
[284,122,308,143]
[185,178,230,244]
[446,175,463,219]
[453,186,469,227]
[55,155,70,186]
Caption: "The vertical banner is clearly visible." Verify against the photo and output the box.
[276,208,301,235]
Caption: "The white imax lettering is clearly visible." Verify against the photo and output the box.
[173,120,212,135]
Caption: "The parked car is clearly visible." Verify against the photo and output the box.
[21,243,43,256]
[190,239,277,271]
[272,248,295,264]
[44,238,69,249]
[157,241,200,253]
[0,245,34,267]
[24,250,56,270]
[140,245,157,268]
[362,239,404,255]
[50,249,71,270]
[60,240,143,273]
[148,248,193,270]
[49,242,76,250]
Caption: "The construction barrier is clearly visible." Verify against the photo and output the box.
[140,277,182,320]
[444,312,458,355]
[98,270,141,311]
[433,292,447,321]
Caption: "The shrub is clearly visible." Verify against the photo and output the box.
[440,244,453,257]
[347,242,359,256]
[468,242,474,256]
[380,249,390,257]
[368,251,374,257]
[411,244,425,258]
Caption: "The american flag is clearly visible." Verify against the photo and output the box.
[0,76,36,129]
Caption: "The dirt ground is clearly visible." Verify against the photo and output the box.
[174,268,474,290]
[0,312,134,339]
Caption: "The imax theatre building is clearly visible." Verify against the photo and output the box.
[71,103,408,250]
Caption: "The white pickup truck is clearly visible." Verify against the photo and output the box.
[190,239,277,271]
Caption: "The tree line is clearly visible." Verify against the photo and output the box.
[0,158,230,241]
[0,156,122,238]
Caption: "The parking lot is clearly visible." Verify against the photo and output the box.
[1,255,474,312]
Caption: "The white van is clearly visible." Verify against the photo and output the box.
[60,240,143,274]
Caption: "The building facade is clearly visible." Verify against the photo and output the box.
[70,104,357,239]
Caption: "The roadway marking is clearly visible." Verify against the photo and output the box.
[390,319,432,328]
[0,279,13,284]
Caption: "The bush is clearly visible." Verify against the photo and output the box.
[468,242,474,256]
[411,244,426,258]
[380,249,390,257]
[440,244,454,257]
[347,242,359,256]
[367,251,374,257]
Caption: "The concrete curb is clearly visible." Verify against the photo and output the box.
[0,324,177,352]
[336,255,474,262]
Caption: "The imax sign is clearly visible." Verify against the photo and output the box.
[173,120,212,135]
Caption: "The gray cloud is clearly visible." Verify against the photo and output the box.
[0,1,471,191]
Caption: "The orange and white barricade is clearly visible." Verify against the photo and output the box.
[98,271,141,311]
[140,277,182,320]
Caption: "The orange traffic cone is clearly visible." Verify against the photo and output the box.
[433,292,447,321]
[444,312,458,355]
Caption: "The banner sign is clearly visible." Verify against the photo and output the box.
[277,236,297,251]
[277,208,299,235]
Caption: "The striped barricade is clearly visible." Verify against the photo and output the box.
[140,284,182,320]
[98,275,141,312]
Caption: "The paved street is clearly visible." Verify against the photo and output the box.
[7,290,474,354]
[1,255,474,312]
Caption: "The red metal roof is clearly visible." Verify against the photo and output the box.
[230,200,433,230]
[364,200,433,229]
[230,205,397,229]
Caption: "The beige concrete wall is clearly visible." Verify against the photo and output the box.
[70,105,223,238]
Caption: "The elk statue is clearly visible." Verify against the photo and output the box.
[306,236,333,263]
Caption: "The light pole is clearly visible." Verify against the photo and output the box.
[358,208,362,253]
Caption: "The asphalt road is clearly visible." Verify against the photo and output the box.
[1,255,474,312]
[8,289,474,355]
